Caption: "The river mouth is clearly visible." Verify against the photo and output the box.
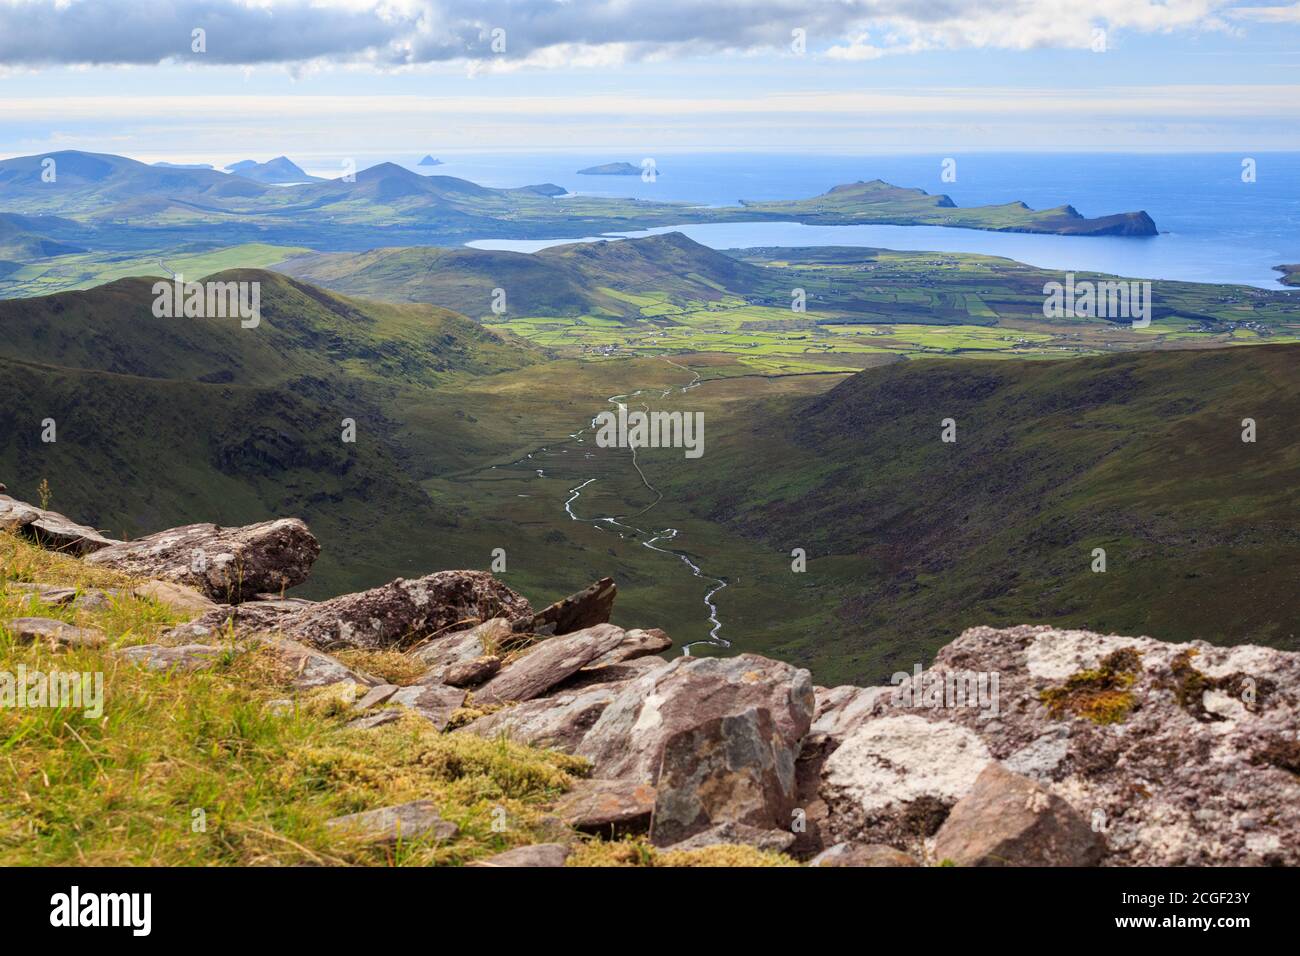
[467,220,1295,289]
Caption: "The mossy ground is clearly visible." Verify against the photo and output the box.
[0,532,799,867]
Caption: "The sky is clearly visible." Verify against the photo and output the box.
[1,0,1299,163]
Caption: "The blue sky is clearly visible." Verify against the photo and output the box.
[1,0,1298,163]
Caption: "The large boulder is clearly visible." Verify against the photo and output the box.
[0,494,120,555]
[932,762,1105,866]
[575,653,815,787]
[650,706,802,847]
[85,519,319,603]
[474,623,628,706]
[530,577,616,636]
[855,625,1300,866]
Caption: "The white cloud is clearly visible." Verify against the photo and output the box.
[0,0,1258,70]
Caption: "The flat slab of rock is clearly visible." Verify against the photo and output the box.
[660,822,796,855]
[531,577,616,636]
[326,801,458,846]
[86,518,319,603]
[576,653,815,785]
[132,580,218,616]
[650,706,801,847]
[116,643,223,672]
[812,684,892,742]
[440,656,501,688]
[557,655,668,692]
[588,627,672,666]
[352,684,400,711]
[346,711,403,731]
[932,762,1105,867]
[469,843,570,867]
[4,617,106,649]
[411,618,513,668]
[475,623,629,706]
[260,636,380,690]
[554,779,656,835]
[810,843,920,867]
[389,684,466,731]
[0,494,120,555]
[458,684,621,753]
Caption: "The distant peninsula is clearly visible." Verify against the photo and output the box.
[739,179,1158,237]
[1274,264,1300,287]
[418,155,444,167]
[577,162,642,176]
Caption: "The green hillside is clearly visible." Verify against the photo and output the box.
[649,344,1300,680]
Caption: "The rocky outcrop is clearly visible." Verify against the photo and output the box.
[86,519,319,603]
[810,625,1300,866]
[458,683,622,752]
[0,494,119,555]
[554,779,656,835]
[530,577,616,636]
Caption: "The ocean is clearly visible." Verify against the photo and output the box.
[381,151,1300,288]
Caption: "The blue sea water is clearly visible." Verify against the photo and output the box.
[402,152,1300,288]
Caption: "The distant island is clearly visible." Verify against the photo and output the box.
[577,162,642,176]
[418,155,444,167]
[1274,264,1300,287]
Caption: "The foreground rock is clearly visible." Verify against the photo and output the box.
[388,684,466,731]
[259,636,380,690]
[0,494,119,555]
[116,643,224,672]
[577,654,815,784]
[530,577,616,636]
[660,822,796,854]
[326,801,458,846]
[809,843,919,867]
[86,519,319,603]
[475,623,629,705]
[4,617,106,649]
[554,779,656,836]
[411,618,512,669]
[650,707,804,847]
[469,843,571,867]
[132,580,219,616]
[932,763,1104,866]
[826,625,1300,866]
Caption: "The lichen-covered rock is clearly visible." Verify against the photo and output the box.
[85,518,319,603]
[820,714,992,852]
[475,623,628,705]
[659,822,796,855]
[440,656,501,688]
[875,625,1300,866]
[588,627,672,666]
[576,653,815,785]
[264,571,532,651]
[131,580,218,616]
[932,762,1105,866]
[388,684,466,731]
[259,636,380,690]
[531,577,616,636]
[0,494,120,555]
[411,618,512,668]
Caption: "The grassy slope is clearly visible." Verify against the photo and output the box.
[0,533,791,867]
[650,344,1300,682]
[0,272,545,596]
